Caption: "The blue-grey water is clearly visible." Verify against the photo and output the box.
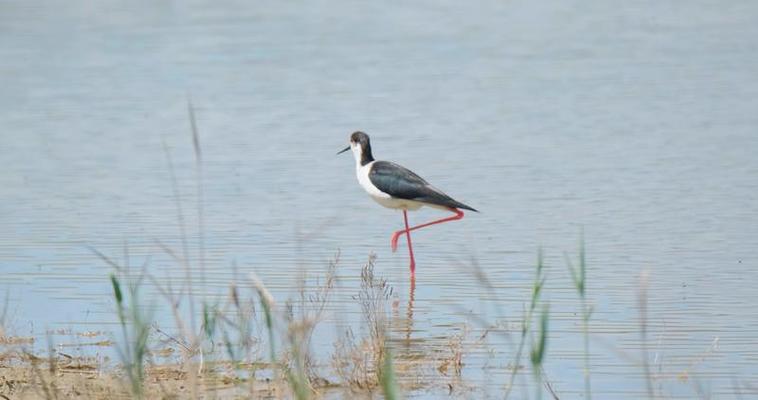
[2,1,758,398]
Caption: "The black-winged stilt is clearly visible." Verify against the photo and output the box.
[338,131,477,276]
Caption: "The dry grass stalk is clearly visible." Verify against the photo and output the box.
[332,254,393,390]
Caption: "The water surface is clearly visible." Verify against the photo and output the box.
[2,1,758,398]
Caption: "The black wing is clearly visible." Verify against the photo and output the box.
[369,161,477,212]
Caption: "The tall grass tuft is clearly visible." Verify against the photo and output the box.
[566,233,592,400]
[505,248,546,399]
[110,273,152,399]
[529,304,549,400]
[251,272,309,399]
[251,274,276,365]
[380,347,400,400]
[286,252,339,396]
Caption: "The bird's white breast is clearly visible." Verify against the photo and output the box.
[356,161,424,210]
[357,161,390,199]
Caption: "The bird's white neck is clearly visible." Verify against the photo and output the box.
[351,143,371,168]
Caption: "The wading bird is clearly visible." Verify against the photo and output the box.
[338,131,476,276]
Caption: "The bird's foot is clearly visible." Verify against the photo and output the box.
[390,230,404,252]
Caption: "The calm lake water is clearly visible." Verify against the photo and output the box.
[2,0,758,398]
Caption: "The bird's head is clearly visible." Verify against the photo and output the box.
[337,131,374,165]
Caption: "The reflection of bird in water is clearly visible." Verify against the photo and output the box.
[406,277,415,344]
[338,131,477,277]
[389,277,417,351]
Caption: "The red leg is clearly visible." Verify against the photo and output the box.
[402,209,416,275]
[391,208,465,252]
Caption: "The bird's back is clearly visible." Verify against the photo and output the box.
[368,161,477,212]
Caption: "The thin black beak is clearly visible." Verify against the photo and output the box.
[337,145,350,155]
